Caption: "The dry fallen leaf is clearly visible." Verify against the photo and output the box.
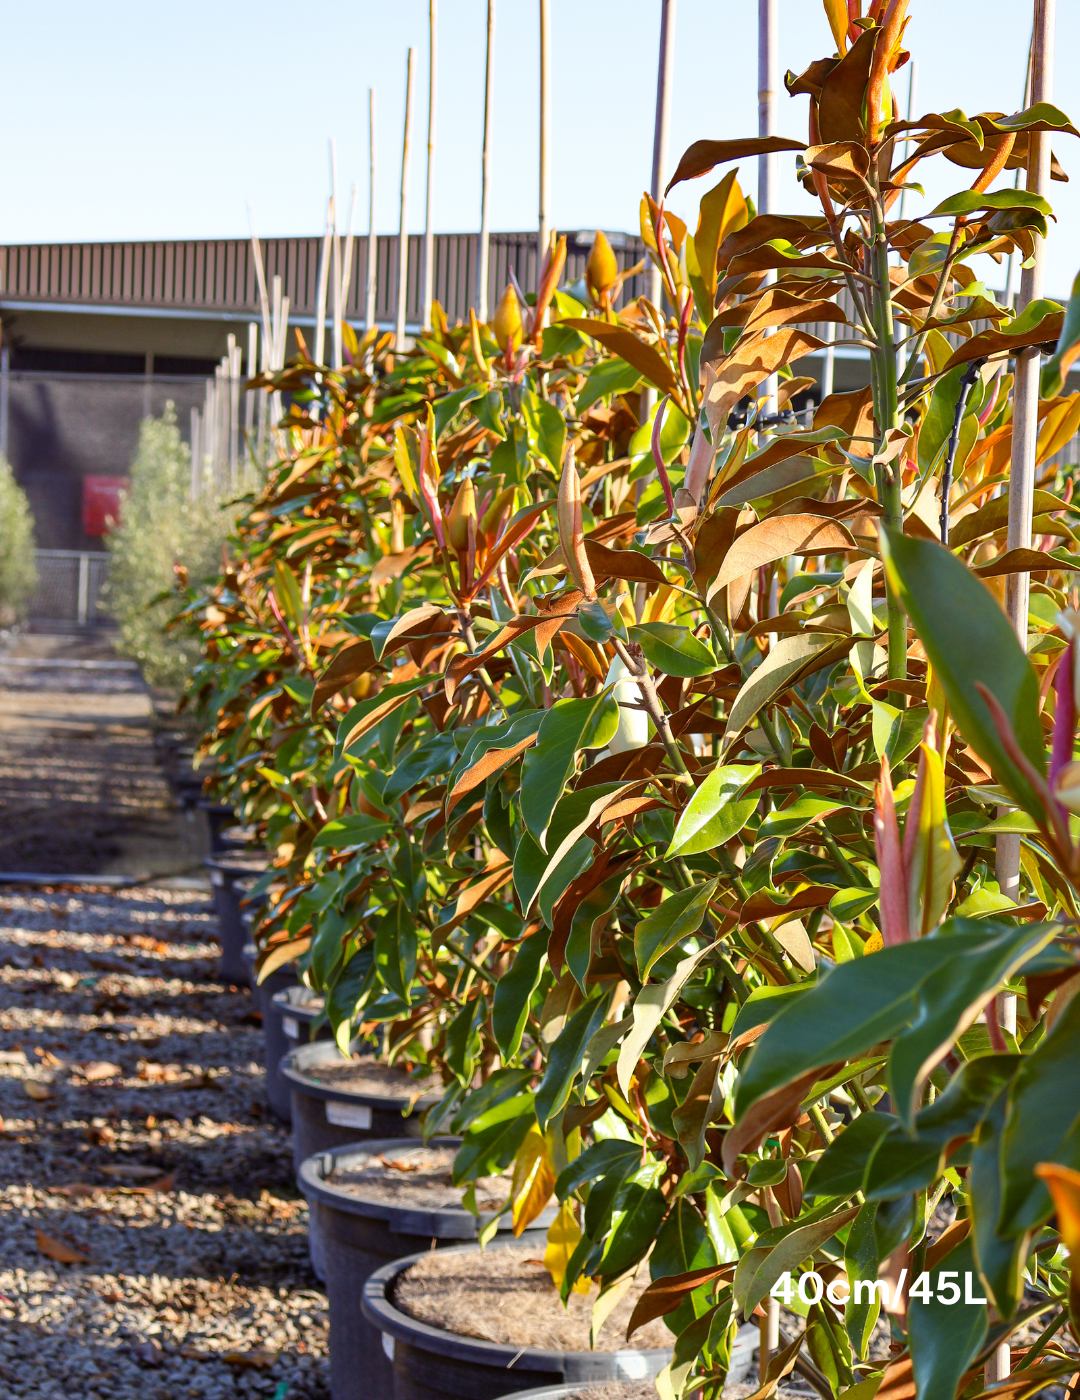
[223,1349,278,1369]
[129,1172,176,1195]
[99,1164,165,1180]
[36,1229,89,1264]
[49,1182,99,1199]
[76,1062,123,1083]
[23,1079,54,1101]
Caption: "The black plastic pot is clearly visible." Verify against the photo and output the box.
[495,1325,758,1400]
[205,853,269,983]
[281,1039,439,1170]
[219,823,260,853]
[361,1241,673,1400]
[265,986,331,1122]
[300,1138,555,1400]
[198,799,235,853]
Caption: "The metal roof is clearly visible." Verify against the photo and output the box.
[0,230,649,329]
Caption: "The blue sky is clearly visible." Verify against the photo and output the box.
[3,1,1078,295]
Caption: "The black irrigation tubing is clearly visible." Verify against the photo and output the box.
[940,356,987,545]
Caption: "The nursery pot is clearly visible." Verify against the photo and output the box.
[198,799,236,853]
[360,1240,675,1400]
[265,986,332,1122]
[281,1039,440,1169]
[205,853,269,984]
[218,823,260,853]
[299,1138,556,1400]
[495,1330,758,1400]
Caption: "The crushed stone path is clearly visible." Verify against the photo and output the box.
[0,884,329,1400]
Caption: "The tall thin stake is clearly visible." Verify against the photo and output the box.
[366,90,378,335]
[340,184,357,346]
[314,197,333,368]
[645,0,677,311]
[994,0,1055,1198]
[758,0,779,420]
[477,0,495,321]
[422,0,438,331]
[330,141,343,371]
[395,48,417,355]
[537,0,551,284]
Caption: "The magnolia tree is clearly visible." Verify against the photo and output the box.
[183,3,1080,1399]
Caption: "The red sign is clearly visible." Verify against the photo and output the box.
[82,476,128,536]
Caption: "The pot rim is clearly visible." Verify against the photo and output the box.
[281,1039,441,1111]
[297,1135,549,1238]
[270,986,325,1022]
[360,1241,672,1374]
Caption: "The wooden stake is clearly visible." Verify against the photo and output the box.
[340,183,357,345]
[330,140,343,370]
[645,0,676,310]
[313,197,333,368]
[537,0,551,282]
[422,0,437,331]
[998,0,1055,922]
[477,0,495,321]
[396,48,417,354]
[366,90,378,335]
[758,0,779,418]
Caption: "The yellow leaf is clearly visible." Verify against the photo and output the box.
[642,584,679,626]
[544,1199,591,1295]
[694,170,748,302]
[823,0,849,54]
[863,929,884,954]
[1036,393,1080,466]
[511,1124,556,1236]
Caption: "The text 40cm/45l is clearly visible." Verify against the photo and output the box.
[771,1270,989,1308]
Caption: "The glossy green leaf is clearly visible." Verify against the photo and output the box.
[555,1139,642,1200]
[667,763,761,857]
[907,1237,987,1400]
[733,1205,861,1316]
[723,635,838,748]
[758,794,850,841]
[635,880,717,980]
[492,928,548,1060]
[373,900,417,1001]
[805,1112,893,1198]
[598,1162,667,1279]
[617,944,714,1096]
[878,528,1046,817]
[453,1092,535,1182]
[927,188,1052,219]
[520,693,620,842]
[888,921,1054,1128]
[969,1085,1028,1315]
[575,358,643,414]
[535,993,612,1129]
[734,925,996,1120]
[628,623,716,678]
[999,986,1080,1234]
[312,813,393,849]
[844,1202,881,1360]
[1043,269,1080,397]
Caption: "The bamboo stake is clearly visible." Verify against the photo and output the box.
[758,0,779,419]
[190,408,201,500]
[477,0,495,321]
[314,197,333,368]
[330,140,343,371]
[997,0,1055,928]
[366,89,378,335]
[395,48,417,355]
[422,0,437,332]
[340,183,357,352]
[245,322,257,439]
[645,0,676,311]
[247,206,273,360]
[537,0,551,283]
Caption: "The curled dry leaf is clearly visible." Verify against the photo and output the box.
[35,1229,89,1265]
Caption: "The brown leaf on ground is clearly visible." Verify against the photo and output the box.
[99,1164,165,1180]
[129,1172,176,1194]
[48,1182,100,1198]
[36,1229,89,1264]
[222,1349,278,1369]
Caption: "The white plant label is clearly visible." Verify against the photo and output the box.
[282,1017,300,1039]
[326,1101,372,1130]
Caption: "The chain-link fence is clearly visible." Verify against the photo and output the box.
[26,550,112,629]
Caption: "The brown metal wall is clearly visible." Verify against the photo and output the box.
[0,231,649,327]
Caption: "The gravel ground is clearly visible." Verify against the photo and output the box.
[0,883,329,1400]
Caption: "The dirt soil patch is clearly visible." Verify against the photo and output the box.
[0,883,329,1399]
[329,1145,508,1211]
[392,1244,672,1352]
[301,1056,438,1099]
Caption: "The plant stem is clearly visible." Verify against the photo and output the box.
[868,198,906,684]
[611,636,692,784]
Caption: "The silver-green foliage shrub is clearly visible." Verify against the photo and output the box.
[0,454,38,625]
[105,402,235,691]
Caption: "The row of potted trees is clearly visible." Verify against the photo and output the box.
[178,5,1080,1400]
